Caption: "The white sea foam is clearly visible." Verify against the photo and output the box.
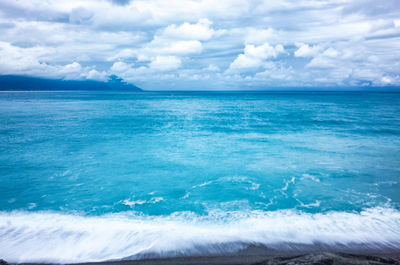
[248,182,260,190]
[296,199,321,208]
[192,181,213,189]
[151,197,164,203]
[122,197,164,207]
[27,203,37,210]
[123,199,146,206]
[191,176,261,192]
[1,207,400,263]
[301,174,321,183]
[182,192,190,199]
[281,177,295,193]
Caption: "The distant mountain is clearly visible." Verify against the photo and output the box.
[0,75,142,91]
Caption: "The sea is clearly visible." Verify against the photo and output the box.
[0,91,400,263]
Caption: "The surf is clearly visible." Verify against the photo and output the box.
[1,207,400,263]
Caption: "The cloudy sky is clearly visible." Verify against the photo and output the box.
[0,0,399,90]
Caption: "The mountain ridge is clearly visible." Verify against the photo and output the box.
[0,75,142,91]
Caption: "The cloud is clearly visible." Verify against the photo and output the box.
[135,19,223,61]
[342,0,400,18]
[108,0,131,6]
[60,62,82,78]
[149,56,181,71]
[110,61,132,73]
[228,43,285,72]
[323,48,340,58]
[294,44,321,58]
[204,64,220,71]
[306,57,335,68]
[0,0,400,89]
[140,39,203,59]
[0,41,52,74]
[69,7,93,24]
[245,28,277,45]
[0,41,107,81]
[161,18,219,41]
[85,69,107,81]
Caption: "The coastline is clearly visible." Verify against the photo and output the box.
[2,208,400,264]
[5,252,400,265]
[1,92,400,265]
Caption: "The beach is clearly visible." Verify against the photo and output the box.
[3,252,400,265]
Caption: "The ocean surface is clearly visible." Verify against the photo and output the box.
[1,91,400,263]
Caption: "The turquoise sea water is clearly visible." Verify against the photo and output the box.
[1,91,400,262]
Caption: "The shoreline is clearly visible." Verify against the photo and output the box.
[5,251,400,265]
[2,209,400,264]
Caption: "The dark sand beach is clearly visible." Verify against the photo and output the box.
[4,252,400,265]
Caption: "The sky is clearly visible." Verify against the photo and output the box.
[0,0,399,90]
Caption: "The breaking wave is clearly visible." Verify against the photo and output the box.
[1,207,400,263]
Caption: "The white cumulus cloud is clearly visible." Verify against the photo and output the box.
[149,56,182,71]
[0,0,400,89]
[294,44,322,58]
[228,43,285,72]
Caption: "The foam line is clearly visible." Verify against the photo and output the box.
[1,207,400,263]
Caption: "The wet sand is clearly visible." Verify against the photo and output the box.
[4,252,400,265]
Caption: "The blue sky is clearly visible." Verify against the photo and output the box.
[0,0,399,90]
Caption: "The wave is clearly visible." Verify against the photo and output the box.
[1,207,400,263]
[122,197,164,207]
